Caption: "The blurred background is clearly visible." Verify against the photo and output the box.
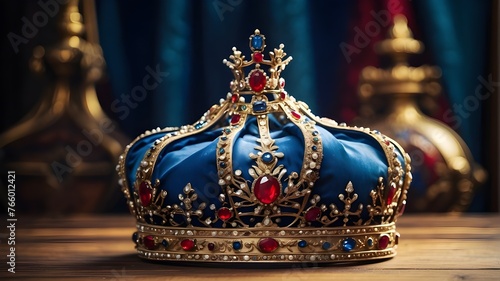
[0,0,498,214]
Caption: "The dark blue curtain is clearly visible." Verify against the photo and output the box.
[414,0,491,159]
[96,0,355,135]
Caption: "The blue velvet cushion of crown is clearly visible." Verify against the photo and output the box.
[117,29,412,263]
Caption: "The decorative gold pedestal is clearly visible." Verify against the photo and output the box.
[356,16,486,212]
[0,0,128,213]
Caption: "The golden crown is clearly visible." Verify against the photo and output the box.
[118,29,412,264]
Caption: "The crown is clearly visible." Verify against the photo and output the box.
[117,29,412,264]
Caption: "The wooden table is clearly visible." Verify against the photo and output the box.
[1,214,499,280]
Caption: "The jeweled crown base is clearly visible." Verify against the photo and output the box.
[134,222,399,263]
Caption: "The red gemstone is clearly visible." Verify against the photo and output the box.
[139,181,153,206]
[253,175,280,204]
[291,110,301,120]
[378,235,390,250]
[279,78,285,88]
[208,243,216,251]
[258,238,279,253]
[143,235,156,250]
[399,200,406,215]
[180,239,195,251]
[387,182,396,205]
[217,207,232,221]
[280,91,287,100]
[231,93,239,103]
[230,114,241,124]
[253,52,263,63]
[305,207,321,222]
[249,70,266,92]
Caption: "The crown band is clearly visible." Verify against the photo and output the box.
[134,222,398,263]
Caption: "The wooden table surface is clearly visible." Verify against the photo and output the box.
[1,214,499,280]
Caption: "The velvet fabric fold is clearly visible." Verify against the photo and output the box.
[125,113,404,226]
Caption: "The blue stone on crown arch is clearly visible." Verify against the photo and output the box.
[251,35,263,50]
[261,152,274,164]
[253,100,267,113]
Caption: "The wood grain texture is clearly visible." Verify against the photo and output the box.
[1,214,499,280]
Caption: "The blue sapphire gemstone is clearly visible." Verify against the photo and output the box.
[342,238,356,252]
[322,242,331,250]
[162,239,169,248]
[220,162,227,168]
[221,136,228,141]
[132,232,138,244]
[219,148,225,154]
[253,101,267,112]
[312,131,319,136]
[261,152,274,164]
[312,145,317,151]
[224,128,231,134]
[194,122,203,130]
[298,240,307,248]
[252,35,263,50]
[233,241,242,250]
[367,238,374,247]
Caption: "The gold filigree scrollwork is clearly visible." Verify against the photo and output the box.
[320,181,364,227]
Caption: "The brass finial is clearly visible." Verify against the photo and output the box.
[376,15,423,59]
[356,15,487,212]
[359,15,441,99]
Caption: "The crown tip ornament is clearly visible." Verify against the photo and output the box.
[224,29,292,95]
[118,29,412,263]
